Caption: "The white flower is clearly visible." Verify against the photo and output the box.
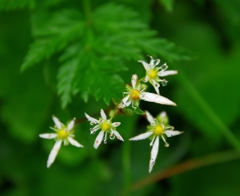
[85,109,124,149]
[39,116,83,168]
[138,56,178,94]
[129,111,183,173]
[118,74,176,109]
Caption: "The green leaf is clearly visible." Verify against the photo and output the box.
[93,3,192,63]
[21,9,85,71]
[22,3,192,107]
[57,43,126,108]
[57,45,79,108]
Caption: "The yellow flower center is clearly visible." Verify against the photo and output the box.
[130,89,140,100]
[101,121,111,131]
[153,125,164,136]
[147,69,158,79]
[57,129,68,139]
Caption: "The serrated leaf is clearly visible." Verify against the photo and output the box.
[21,9,84,71]
[57,43,126,108]
[76,55,126,105]
[21,3,193,107]
[93,3,193,63]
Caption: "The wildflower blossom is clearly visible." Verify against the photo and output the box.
[118,74,176,109]
[138,56,178,94]
[129,111,183,173]
[39,116,83,168]
[85,109,124,149]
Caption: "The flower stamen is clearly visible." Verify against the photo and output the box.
[130,89,140,100]
[147,69,158,79]
[153,125,164,136]
[101,121,111,131]
[57,129,68,139]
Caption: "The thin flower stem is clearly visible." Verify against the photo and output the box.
[177,68,240,153]
[130,149,240,191]
[138,77,146,82]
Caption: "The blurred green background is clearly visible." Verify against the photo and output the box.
[1,0,240,195]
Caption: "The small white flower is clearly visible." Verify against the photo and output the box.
[39,116,83,168]
[129,111,183,173]
[138,56,178,94]
[118,74,177,109]
[85,109,124,149]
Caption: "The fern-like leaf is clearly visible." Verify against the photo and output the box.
[21,10,84,71]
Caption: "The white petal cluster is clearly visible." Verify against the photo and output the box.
[138,56,178,94]
[39,116,83,168]
[85,109,124,149]
[118,74,176,109]
[129,111,183,173]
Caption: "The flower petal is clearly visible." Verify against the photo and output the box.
[149,136,159,173]
[149,56,160,68]
[118,95,131,108]
[94,131,104,149]
[85,113,98,124]
[140,92,177,106]
[131,74,138,89]
[138,60,150,70]
[160,111,167,118]
[112,122,121,127]
[47,140,62,168]
[39,133,57,139]
[90,125,100,134]
[122,95,130,104]
[100,109,107,120]
[164,130,183,137]
[158,70,178,77]
[129,131,153,141]
[68,137,84,147]
[151,80,160,94]
[111,130,124,141]
[67,118,75,131]
[52,115,62,129]
[145,111,155,125]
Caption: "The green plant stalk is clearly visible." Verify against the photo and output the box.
[122,140,131,196]
[178,68,240,153]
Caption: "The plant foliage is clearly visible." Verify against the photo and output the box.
[16,3,192,108]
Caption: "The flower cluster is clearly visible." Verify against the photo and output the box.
[39,56,183,172]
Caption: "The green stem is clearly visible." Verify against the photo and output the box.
[177,68,240,153]
[122,140,131,196]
